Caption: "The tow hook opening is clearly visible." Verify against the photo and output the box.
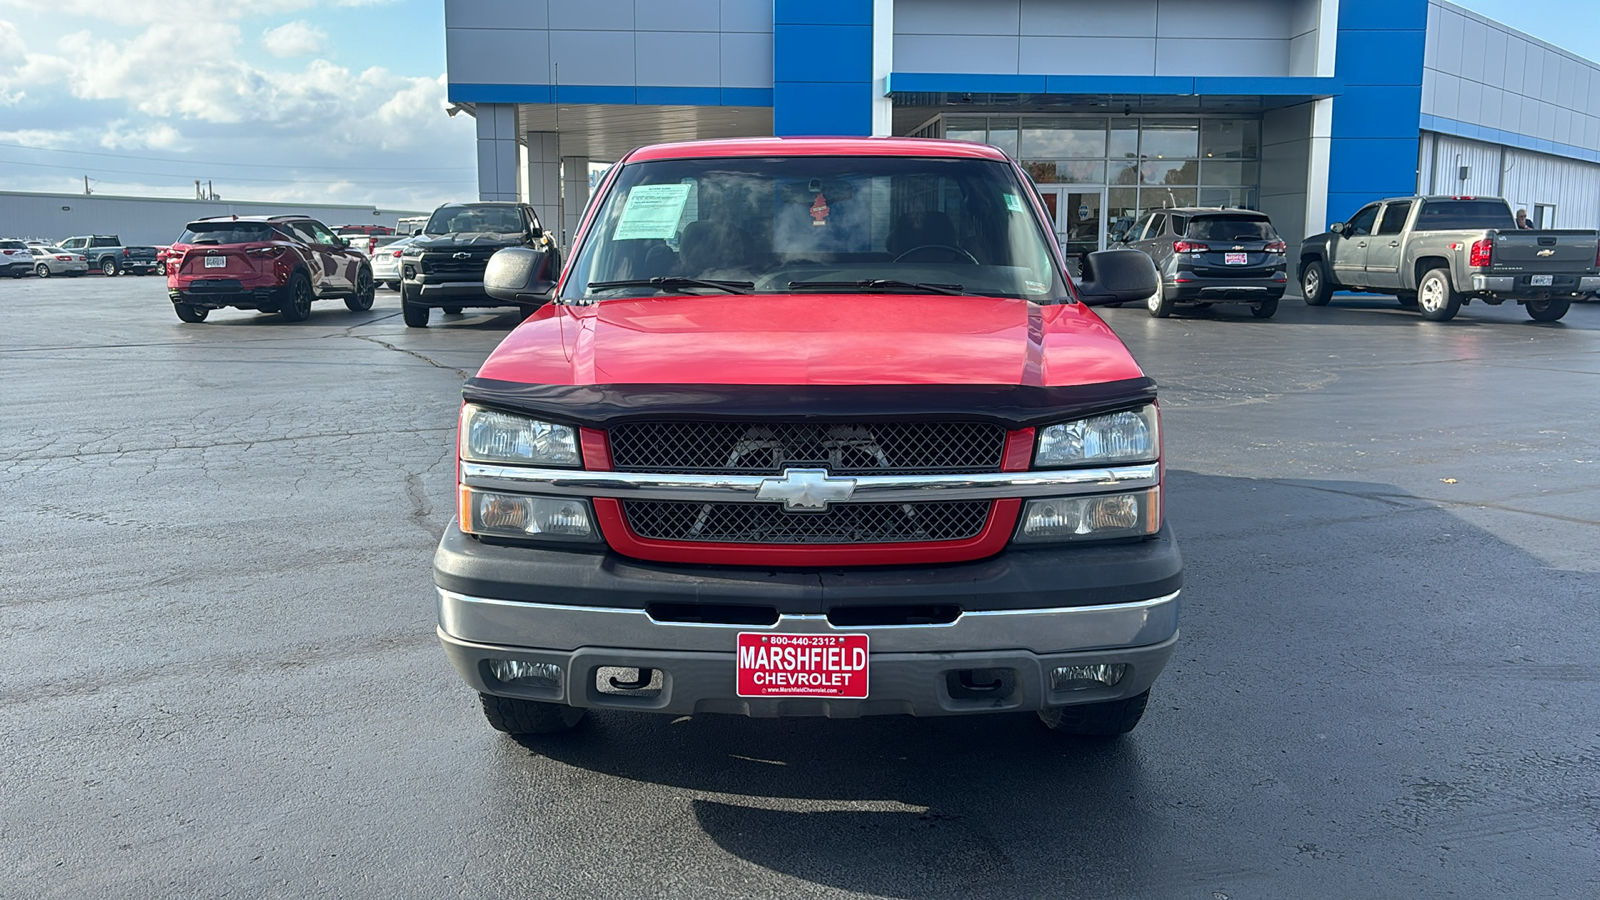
[647,602,779,626]
[595,666,664,698]
[827,604,961,627]
[945,668,1016,701]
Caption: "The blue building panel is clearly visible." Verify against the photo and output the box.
[772,1,878,136]
[773,0,873,26]
[773,82,875,136]
[1326,0,1429,221]
[1337,0,1430,31]
[772,24,874,83]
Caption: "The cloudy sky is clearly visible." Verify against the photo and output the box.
[0,1,1595,211]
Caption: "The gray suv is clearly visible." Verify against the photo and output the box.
[1114,208,1289,318]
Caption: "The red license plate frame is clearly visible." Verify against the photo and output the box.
[1224,252,1249,265]
[736,632,869,699]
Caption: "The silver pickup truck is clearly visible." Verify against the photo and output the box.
[1298,196,1600,322]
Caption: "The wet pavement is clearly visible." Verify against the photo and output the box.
[2,277,1597,898]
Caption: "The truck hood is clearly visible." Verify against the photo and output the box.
[475,293,1144,388]
[412,233,524,251]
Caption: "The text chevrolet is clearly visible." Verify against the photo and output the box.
[434,138,1178,739]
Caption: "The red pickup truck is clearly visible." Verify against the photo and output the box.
[434,137,1179,739]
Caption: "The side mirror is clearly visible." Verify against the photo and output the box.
[1076,249,1159,306]
[412,229,423,236]
[484,246,557,303]
[1329,222,1345,235]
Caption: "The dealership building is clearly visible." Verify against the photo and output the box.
[445,0,1600,258]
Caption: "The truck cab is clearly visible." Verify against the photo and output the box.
[433,137,1173,740]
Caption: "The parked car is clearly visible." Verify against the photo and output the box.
[26,244,88,277]
[1114,208,1288,318]
[370,235,415,290]
[1299,196,1600,322]
[164,215,376,323]
[399,201,559,327]
[436,136,1174,740]
[1,238,34,277]
[345,234,405,259]
[334,224,394,237]
[57,235,161,276]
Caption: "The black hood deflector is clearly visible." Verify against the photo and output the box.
[461,378,1158,429]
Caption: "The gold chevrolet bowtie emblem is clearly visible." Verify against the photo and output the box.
[1537,249,1555,257]
[755,468,858,511]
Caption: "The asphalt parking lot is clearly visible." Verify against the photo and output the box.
[3,278,1597,899]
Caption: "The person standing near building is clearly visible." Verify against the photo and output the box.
[1515,208,1535,229]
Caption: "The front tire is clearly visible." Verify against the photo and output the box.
[1251,295,1280,319]
[279,272,313,322]
[1038,690,1150,737]
[1301,259,1333,306]
[344,268,375,312]
[1145,285,1175,318]
[100,258,118,277]
[1525,297,1570,322]
[34,263,49,278]
[383,280,400,291]
[1416,268,1462,322]
[401,284,430,327]
[479,694,585,735]
[174,304,208,323]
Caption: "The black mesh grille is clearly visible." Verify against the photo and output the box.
[623,501,992,544]
[607,421,1006,475]
[420,252,493,275]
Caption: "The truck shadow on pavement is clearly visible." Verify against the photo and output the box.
[499,469,1600,899]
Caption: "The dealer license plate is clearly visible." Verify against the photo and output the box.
[1225,252,1249,265]
[204,256,227,268]
[1530,274,1554,286]
[736,632,869,698]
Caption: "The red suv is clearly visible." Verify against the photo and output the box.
[165,216,375,324]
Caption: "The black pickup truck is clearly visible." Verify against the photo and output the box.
[398,202,560,327]
[1299,196,1600,322]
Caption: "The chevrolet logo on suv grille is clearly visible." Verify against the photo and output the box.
[453,252,471,259]
[755,468,858,511]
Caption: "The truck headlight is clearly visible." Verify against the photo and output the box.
[460,404,579,467]
[459,487,599,542]
[1013,488,1160,543]
[1035,406,1159,467]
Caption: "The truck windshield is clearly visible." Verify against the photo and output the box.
[561,156,1070,302]
[1415,200,1516,230]
[424,205,523,236]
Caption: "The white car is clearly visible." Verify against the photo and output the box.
[369,235,415,290]
[27,244,89,277]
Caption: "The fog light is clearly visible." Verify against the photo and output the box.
[487,658,562,689]
[1051,663,1127,692]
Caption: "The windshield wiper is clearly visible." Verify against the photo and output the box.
[787,279,968,296]
[587,277,754,296]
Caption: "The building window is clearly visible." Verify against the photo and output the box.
[1533,203,1555,228]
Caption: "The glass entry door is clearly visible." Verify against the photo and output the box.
[1038,186,1105,275]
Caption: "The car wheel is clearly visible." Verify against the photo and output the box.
[1525,297,1571,322]
[1301,259,1333,306]
[344,268,375,312]
[174,304,208,323]
[401,284,430,327]
[1396,291,1418,308]
[479,693,585,736]
[1038,690,1150,737]
[279,272,314,322]
[1416,268,1461,322]
[1251,295,1280,319]
[1145,286,1174,318]
[100,258,118,277]
[35,263,49,278]
[384,281,400,292]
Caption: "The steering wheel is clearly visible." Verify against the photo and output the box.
[893,244,980,265]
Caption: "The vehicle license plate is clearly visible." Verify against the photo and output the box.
[1530,274,1554,286]
[1225,252,1249,265]
[204,256,227,268]
[736,633,869,699]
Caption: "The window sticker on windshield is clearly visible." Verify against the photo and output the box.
[1004,193,1025,213]
[614,183,693,240]
[1025,280,1048,294]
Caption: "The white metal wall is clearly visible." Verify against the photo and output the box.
[892,0,1328,77]
[1419,132,1600,229]
[0,192,424,247]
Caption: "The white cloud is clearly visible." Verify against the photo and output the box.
[261,20,326,58]
[99,121,183,150]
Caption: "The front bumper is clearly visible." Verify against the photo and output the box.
[434,520,1182,716]
[438,592,1179,717]
[406,275,522,307]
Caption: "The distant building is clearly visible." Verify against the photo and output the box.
[0,191,426,246]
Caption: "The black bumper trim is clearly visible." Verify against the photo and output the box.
[432,521,1182,614]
